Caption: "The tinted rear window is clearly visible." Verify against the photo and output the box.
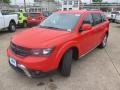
[28,13,40,17]
[83,14,94,26]
[92,13,102,25]
[101,14,106,21]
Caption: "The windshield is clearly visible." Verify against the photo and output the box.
[40,13,80,31]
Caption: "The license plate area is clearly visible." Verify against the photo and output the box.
[9,58,17,67]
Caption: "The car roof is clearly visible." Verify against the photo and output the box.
[57,9,102,14]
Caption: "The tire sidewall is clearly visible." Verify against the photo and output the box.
[9,22,16,32]
[102,35,108,47]
[60,49,73,77]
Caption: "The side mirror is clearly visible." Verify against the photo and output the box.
[82,24,92,31]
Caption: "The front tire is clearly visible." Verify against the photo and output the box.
[60,49,73,77]
[98,35,108,48]
[8,22,16,32]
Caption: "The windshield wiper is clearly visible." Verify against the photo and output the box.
[39,25,68,31]
[40,25,63,30]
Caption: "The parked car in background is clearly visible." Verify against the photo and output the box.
[43,11,52,17]
[110,11,120,22]
[27,12,45,27]
[0,10,18,32]
[7,9,109,78]
[12,12,28,28]
[115,14,120,24]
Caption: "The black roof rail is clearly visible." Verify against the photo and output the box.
[87,9,101,11]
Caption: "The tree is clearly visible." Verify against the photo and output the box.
[92,0,102,3]
[0,0,10,4]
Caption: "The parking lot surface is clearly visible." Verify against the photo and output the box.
[0,23,120,90]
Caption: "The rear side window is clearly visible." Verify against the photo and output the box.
[92,13,102,25]
[83,14,94,26]
[101,14,106,22]
[28,13,40,18]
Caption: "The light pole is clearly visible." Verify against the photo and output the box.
[1,0,4,10]
[90,0,92,9]
[24,0,26,11]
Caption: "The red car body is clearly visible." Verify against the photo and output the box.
[27,12,45,26]
[7,10,109,77]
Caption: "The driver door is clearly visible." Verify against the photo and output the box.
[77,14,96,55]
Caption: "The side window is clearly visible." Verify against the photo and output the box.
[92,13,102,26]
[83,14,94,26]
[101,14,106,22]
[1,11,9,15]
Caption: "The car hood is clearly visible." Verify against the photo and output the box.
[12,27,70,48]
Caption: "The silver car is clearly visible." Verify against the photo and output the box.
[115,14,120,24]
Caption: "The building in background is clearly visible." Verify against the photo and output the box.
[60,0,80,11]
[27,0,60,12]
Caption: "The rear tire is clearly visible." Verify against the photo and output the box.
[23,21,27,28]
[8,22,16,32]
[60,49,73,77]
[98,35,108,48]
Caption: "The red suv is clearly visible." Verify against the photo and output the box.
[7,10,109,78]
[27,12,45,26]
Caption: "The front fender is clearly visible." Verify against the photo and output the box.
[52,40,79,69]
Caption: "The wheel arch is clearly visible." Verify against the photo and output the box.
[54,42,79,69]
[9,19,16,25]
[23,20,27,23]
[58,46,79,69]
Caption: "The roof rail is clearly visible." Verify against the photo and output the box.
[87,9,101,11]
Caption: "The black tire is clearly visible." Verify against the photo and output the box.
[8,22,16,32]
[23,21,27,28]
[98,35,108,48]
[60,49,73,77]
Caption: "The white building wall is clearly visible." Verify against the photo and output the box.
[60,0,79,11]
[28,0,58,12]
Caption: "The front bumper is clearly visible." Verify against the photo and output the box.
[9,61,53,78]
[7,48,58,77]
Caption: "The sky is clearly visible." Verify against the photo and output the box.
[11,0,120,5]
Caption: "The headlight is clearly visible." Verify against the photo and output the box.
[31,48,54,56]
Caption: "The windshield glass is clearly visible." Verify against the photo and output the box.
[40,13,80,31]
